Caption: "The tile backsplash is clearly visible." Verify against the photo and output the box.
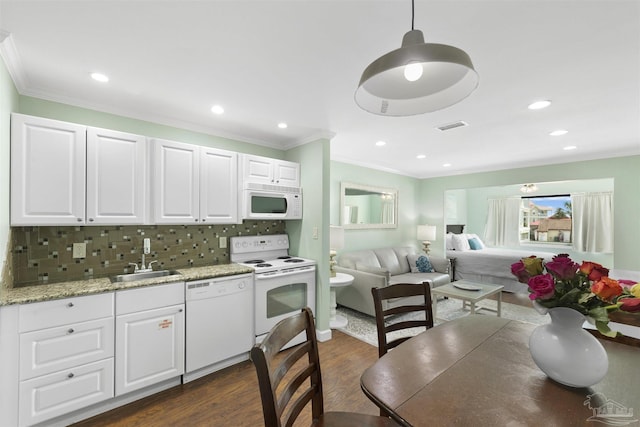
[11,221,286,287]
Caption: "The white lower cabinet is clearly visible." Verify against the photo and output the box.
[19,358,114,427]
[16,293,115,427]
[115,282,185,396]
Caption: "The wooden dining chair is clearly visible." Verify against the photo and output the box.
[371,282,434,357]
[251,307,398,427]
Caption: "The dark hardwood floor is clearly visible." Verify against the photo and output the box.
[73,329,383,427]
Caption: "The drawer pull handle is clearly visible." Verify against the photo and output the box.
[67,302,74,308]
[68,328,74,334]
[68,373,74,378]
[179,308,183,313]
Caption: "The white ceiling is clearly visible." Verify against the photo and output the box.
[1,0,639,179]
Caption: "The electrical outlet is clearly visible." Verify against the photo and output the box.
[72,242,86,259]
[219,236,227,249]
[312,227,318,239]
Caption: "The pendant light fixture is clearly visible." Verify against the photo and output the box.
[355,0,478,116]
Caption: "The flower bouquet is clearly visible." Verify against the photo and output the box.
[511,254,640,337]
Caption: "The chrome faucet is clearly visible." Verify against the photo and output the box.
[128,238,157,273]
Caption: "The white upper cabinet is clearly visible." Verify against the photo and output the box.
[200,146,238,223]
[11,114,87,225]
[151,139,238,224]
[11,114,148,226]
[86,127,147,224]
[242,154,300,187]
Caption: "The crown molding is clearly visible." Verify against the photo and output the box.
[0,31,29,92]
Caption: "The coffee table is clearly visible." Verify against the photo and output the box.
[431,281,504,321]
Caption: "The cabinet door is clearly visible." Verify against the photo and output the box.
[86,128,147,224]
[11,113,86,225]
[115,304,185,396]
[273,159,300,187]
[242,154,274,185]
[200,147,238,223]
[151,139,200,224]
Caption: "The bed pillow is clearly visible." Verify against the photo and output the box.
[445,233,455,250]
[452,233,471,251]
[468,237,483,250]
[407,254,435,273]
[467,233,486,249]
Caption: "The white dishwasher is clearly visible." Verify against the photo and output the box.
[184,273,254,383]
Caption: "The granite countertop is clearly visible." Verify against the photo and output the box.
[0,264,254,306]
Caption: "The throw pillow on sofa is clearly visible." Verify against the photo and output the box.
[407,254,435,273]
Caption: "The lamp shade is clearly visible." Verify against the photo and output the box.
[417,224,436,241]
[355,29,478,116]
[330,225,345,250]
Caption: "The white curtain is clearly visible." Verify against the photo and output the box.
[484,198,521,247]
[571,192,614,253]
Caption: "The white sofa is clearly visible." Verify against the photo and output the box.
[333,246,451,317]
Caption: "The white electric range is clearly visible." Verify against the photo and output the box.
[230,234,316,346]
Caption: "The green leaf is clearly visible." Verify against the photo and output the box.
[595,320,619,338]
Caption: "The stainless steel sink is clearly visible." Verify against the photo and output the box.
[111,270,179,283]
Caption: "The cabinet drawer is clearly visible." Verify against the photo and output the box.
[20,317,114,380]
[19,358,114,427]
[116,282,184,315]
[19,293,114,332]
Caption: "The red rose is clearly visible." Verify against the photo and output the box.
[545,256,579,281]
[580,261,609,281]
[591,277,623,302]
[511,260,530,283]
[528,274,555,301]
[619,298,640,313]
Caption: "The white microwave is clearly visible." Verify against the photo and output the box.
[243,184,303,220]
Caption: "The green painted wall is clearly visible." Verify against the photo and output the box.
[330,161,422,252]
[0,56,19,274]
[419,156,640,272]
[18,96,284,158]
[285,139,330,331]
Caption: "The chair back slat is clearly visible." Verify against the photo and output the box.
[251,307,324,427]
[371,282,434,357]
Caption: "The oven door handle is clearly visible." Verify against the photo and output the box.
[255,267,314,280]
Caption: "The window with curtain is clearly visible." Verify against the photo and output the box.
[484,198,521,246]
[571,192,614,253]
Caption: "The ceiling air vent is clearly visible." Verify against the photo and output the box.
[436,121,468,132]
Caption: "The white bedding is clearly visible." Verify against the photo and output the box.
[446,248,557,293]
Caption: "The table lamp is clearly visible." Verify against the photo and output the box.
[330,226,345,277]
[417,225,436,254]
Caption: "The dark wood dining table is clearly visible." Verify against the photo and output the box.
[360,315,640,427]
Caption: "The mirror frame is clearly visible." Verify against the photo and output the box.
[340,181,398,229]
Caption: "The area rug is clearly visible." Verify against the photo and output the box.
[336,298,550,347]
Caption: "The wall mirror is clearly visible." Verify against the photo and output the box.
[340,182,398,229]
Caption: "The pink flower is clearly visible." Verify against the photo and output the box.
[545,255,579,280]
[528,274,555,301]
[619,298,640,313]
[510,260,530,284]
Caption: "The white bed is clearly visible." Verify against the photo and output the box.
[445,225,556,293]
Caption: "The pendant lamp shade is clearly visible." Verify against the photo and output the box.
[355,28,478,116]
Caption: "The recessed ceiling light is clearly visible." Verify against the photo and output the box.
[528,100,551,110]
[550,129,568,136]
[278,122,288,129]
[211,105,225,115]
[375,141,386,146]
[416,154,426,159]
[90,72,109,83]
[563,145,577,151]
[442,163,452,167]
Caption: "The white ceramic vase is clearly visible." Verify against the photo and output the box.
[529,307,608,388]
